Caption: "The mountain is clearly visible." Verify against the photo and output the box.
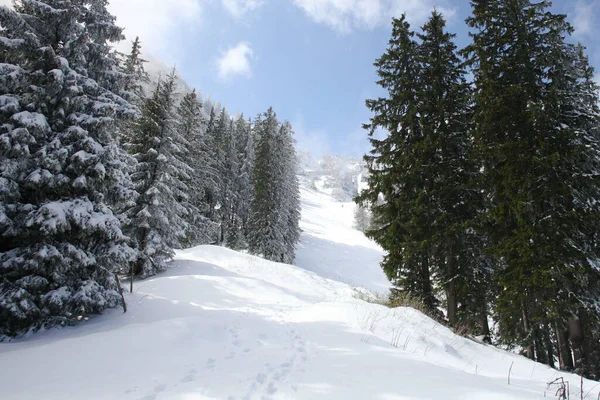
[0,164,594,400]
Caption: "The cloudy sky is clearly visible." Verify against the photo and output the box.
[74,1,600,156]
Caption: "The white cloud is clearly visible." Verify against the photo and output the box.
[108,0,201,65]
[572,1,598,37]
[292,0,454,33]
[222,0,264,18]
[217,42,254,82]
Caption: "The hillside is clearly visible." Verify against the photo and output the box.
[0,165,597,400]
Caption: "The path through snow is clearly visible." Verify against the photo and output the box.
[0,176,597,399]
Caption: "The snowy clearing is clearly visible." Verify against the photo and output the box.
[0,174,597,400]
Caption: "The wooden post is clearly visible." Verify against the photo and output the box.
[115,273,127,313]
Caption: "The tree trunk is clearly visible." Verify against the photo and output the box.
[446,253,458,327]
[555,321,574,370]
[544,324,555,368]
[480,307,491,341]
[421,252,434,311]
[521,297,534,359]
[534,328,547,364]
[133,228,148,277]
[569,314,584,370]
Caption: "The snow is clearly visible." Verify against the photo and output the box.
[0,162,598,399]
[295,175,390,294]
[11,111,50,132]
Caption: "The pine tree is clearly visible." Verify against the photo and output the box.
[248,108,301,263]
[356,15,437,310]
[465,0,600,372]
[353,204,371,232]
[0,0,135,337]
[220,116,239,245]
[416,11,488,329]
[120,36,149,105]
[176,89,217,246]
[126,71,193,277]
[202,107,228,242]
[229,116,254,249]
[276,121,301,263]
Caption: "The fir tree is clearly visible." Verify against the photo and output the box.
[353,204,371,233]
[126,71,193,277]
[465,0,600,373]
[248,108,300,263]
[120,36,149,105]
[416,11,487,329]
[176,89,217,246]
[356,15,437,310]
[276,121,301,263]
[229,116,254,249]
[0,0,135,337]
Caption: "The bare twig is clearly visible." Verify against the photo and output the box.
[508,361,514,385]
[547,377,568,400]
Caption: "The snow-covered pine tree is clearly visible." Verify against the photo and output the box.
[220,115,239,245]
[248,109,300,263]
[201,107,226,241]
[276,121,301,264]
[126,70,194,277]
[176,89,217,246]
[353,205,371,232]
[79,0,125,93]
[0,0,136,337]
[120,36,149,106]
[248,109,282,260]
[229,116,254,250]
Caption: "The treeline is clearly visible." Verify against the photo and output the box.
[0,0,300,338]
[357,2,600,379]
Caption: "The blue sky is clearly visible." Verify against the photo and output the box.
[106,0,600,158]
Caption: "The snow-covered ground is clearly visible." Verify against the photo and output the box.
[1,169,598,399]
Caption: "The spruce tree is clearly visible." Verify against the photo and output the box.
[276,121,301,263]
[120,36,149,105]
[126,71,193,277]
[416,11,487,329]
[248,108,301,263]
[229,116,254,249]
[465,0,600,372]
[356,15,436,310]
[0,0,135,337]
[176,89,217,246]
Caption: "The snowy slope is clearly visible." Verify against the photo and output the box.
[0,171,598,399]
[294,176,390,295]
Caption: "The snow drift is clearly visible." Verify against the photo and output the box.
[0,164,596,399]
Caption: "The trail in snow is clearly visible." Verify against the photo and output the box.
[0,173,597,400]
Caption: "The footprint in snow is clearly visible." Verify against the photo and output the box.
[256,373,267,384]
[180,368,197,383]
[136,383,166,400]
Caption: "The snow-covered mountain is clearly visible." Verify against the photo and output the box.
[297,150,367,202]
[0,162,595,399]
